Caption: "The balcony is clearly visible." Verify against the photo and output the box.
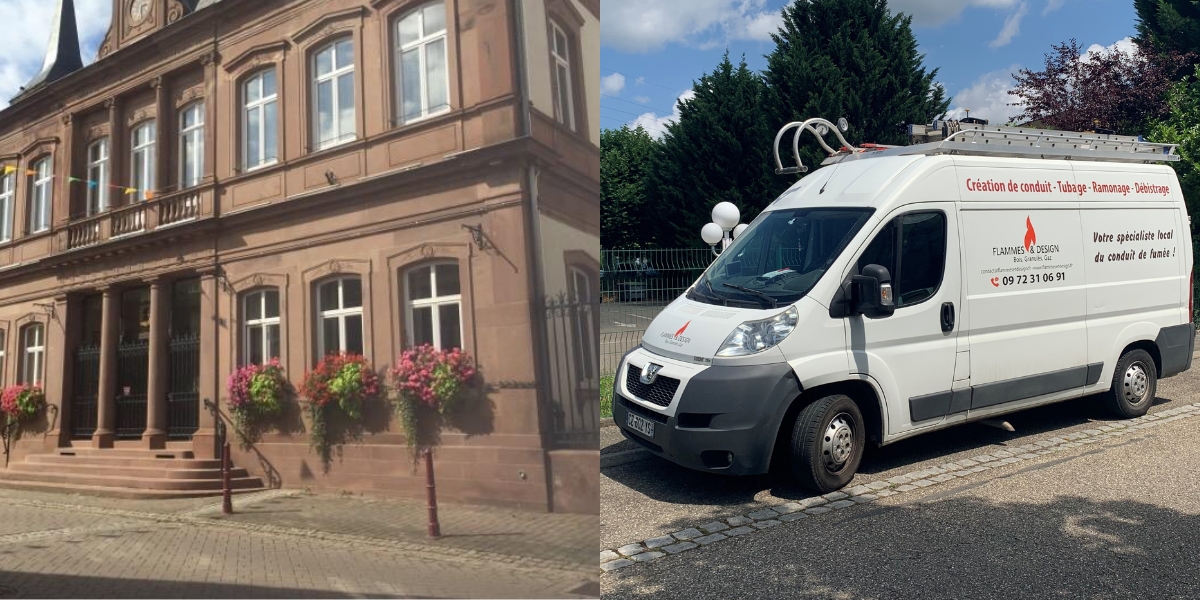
[59,187,211,253]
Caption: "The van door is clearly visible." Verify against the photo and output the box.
[844,203,963,436]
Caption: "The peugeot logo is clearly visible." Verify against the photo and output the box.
[640,363,663,385]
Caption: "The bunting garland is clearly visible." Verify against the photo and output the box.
[0,164,158,198]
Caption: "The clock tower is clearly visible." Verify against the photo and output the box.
[96,0,218,59]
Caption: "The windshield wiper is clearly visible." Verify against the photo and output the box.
[722,283,778,309]
[699,277,728,306]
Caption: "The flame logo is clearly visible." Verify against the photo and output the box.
[1024,216,1036,252]
[674,321,691,338]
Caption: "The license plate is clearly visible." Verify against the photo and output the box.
[626,412,655,438]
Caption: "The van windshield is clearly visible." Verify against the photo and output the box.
[690,208,874,308]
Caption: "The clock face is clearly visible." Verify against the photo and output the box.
[130,0,151,24]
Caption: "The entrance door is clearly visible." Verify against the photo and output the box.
[844,203,963,437]
[71,295,102,438]
[115,287,150,439]
[167,279,200,439]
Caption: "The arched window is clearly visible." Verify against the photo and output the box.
[243,289,281,365]
[28,157,52,233]
[316,277,363,357]
[179,102,205,189]
[87,138,110,215]
[405,262,461,350]
[0,171,13,241]
[130,121,156,202]
[19,323,44,385]
[312,37,356,150]
[243,69,278,170]
[396,2,449,123]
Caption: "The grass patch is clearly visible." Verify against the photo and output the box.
[600,375,614,419]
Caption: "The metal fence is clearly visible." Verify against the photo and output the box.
[542,294,600,448]
[168,335,200,439]
[600,249,714,375]
[115,341,149,439]
[71,345,100,438]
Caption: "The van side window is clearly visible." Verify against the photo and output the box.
[857,211,946,308]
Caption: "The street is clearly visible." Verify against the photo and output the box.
[0,488,597,598]
[601,355,1200,598]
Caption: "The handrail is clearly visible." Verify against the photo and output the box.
[773,118,857,175]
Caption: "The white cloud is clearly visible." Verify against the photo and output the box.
[634,95,651,104]
[989,1,1028,48]
[944,64,1024,124]
[1083,36,1136,59]
[629,90,696,139]
[635,76,646,85]
[1042,0,1067,15]
[600,0,783,53]
[889,0,1021,27]
[0,0,111,108]
[601,72,626,95]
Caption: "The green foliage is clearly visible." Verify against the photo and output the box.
[601,125,659,249]
[1148,68,1200,269]
[328,362,365,420]
[764,0,950,174]
[600,375,614,419]
[1135,0,1200,64]
[649,53,788,248]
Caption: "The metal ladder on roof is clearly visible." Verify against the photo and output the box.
[773,118,1180,176]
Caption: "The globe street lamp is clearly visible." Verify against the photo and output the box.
[703,202,743,255]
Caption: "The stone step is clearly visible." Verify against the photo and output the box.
[28,453,222,470]
[0,469,263,492]
[9,461,248,480]
[54,448,195,459]
[0,478,266,499]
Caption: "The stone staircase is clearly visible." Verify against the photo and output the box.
[0,446,265,499]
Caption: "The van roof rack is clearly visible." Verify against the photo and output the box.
[773,118,1180,174]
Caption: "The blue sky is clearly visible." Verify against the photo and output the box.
[0,0,111,108]
[600,0,1139,136]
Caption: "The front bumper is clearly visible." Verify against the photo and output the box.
[612,347,800,475]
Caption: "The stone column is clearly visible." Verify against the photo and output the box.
[152,76,169,198]
[192,271,219,459]
[42,295,74,451]
[93,287,119,448]
[142,278,169,449]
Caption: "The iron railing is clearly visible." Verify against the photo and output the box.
[71,345,100,438]
[542,294,600,448]
[168,335,200,439]
[115,340,149,439]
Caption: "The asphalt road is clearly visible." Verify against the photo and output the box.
[602,356,1200,598]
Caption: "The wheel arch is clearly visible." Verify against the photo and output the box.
[769,377,886,471]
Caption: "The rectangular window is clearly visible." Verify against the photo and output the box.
[20,324,44,385]
[406,262,462,349]
[86,139,109,215]
[179,103,205,189]
[857,211,947,308]
[397,3,450,124]
[0,173,12,242]
[313,38,356,150]
[28,158,52,233]
[550,21,574,130]
[317,277,364,358]
[131,121,156,202]
[244,289,281,365]
[244,70,278,170]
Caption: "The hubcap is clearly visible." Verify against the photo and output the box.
[822,413,854,470]
[1123,362,1150,405]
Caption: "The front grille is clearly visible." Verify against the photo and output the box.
[626,364,680,408]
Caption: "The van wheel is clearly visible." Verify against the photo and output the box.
[790,394,865,493]
[1105,349,1157,418]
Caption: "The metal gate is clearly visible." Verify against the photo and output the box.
[115,341,148,439]
[167,335,199,439]
[71,345,100,438]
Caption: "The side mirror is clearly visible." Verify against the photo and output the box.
[848,264,895,318]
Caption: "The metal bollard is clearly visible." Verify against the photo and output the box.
[222,441,233,515]
[425,448,441,539]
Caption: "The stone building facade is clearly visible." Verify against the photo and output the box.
[0,0,599,513]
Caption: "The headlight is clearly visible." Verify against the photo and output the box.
[716,306,799,357]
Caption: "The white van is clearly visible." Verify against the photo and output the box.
[613,118,1195,493]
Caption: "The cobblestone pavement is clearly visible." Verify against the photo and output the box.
[0,488,597,598]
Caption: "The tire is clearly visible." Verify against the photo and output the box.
[790,394,865,493]
[1104,349,1157,418]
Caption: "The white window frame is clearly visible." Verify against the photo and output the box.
[0,329,6,384]
[395,3,450,124]
[316,277,363,357]
[243,289,281,366]
[86,138,109,215]
[550,20,575,130]
[243,70,278,171]
[405,262,462,350]
[312,38,357,151]
[568,266,596,384]
[0,173,13,242]
[130,121,156,202]
[28,157,52,234]
[179,102,205,189]
[20,323,43,386]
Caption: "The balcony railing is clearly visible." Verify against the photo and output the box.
[57,187,212,253]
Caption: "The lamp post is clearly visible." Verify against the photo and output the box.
[703,202,744,255]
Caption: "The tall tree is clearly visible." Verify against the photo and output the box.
[1135,0,1200,60]
[1149,68,1200,268]
[600,125,658,250]
[1009,39,1178,136]
[763,0,949,175]
[649,53,788,249]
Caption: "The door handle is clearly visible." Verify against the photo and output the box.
[940,302,955,332]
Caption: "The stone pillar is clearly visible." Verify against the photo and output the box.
[152,77,169,197]
[192,271,219,459]
[42,295,75,451]
[142,278,169,449]
[106,98,121,210]
[57,114,75,229]
[93,287,119,448]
